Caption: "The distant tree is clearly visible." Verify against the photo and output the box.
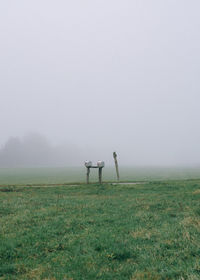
[0,133,81,167]
[0,137,22,167]
[23,133,52,166]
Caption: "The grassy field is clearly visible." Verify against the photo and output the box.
[1,180,200,279]
[0,166,200,185]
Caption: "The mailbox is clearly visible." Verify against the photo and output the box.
[97,161,105,168]
[85,160,105,184]
[85,161,92,168]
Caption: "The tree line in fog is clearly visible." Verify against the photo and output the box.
[0,134,80,167]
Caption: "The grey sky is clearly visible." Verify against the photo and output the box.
[0,1,200,165]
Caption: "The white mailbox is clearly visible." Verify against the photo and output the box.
[97,161,105,168]
[85,161,92,168]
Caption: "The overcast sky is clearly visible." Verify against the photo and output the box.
[0,0,200,166]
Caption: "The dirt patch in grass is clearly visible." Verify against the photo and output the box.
[193,189,200,194]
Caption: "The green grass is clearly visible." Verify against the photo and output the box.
[1,180,200,279]
[0,166,200,185]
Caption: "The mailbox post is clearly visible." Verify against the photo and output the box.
[97,161,105,184]
[86,168,90,184]
[84,161,105,184]
[85,161,92,184]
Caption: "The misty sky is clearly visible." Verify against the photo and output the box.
[1,1,200,166]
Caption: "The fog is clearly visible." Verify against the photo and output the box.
[1,1,200,167]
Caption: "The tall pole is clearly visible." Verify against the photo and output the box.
[113,152,120,181]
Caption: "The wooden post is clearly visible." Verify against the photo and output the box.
[98,167,103,184]
[113,152,119,181]
[86,167,90,184]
